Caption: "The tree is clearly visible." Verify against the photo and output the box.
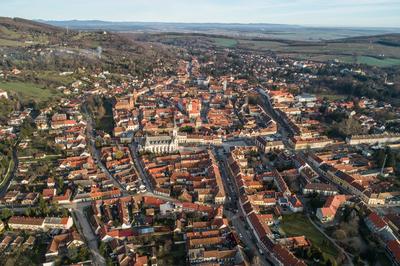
[332,229,347,239]
[0,208,13,221]
[38,194,48,216]
[328,116,366,139]
[179,126,194,133]
[114,150,124,160]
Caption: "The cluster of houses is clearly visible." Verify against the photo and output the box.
[265,88,334,150]
[100,145,142,192]
[87,194,249,265]
[227,146,308,265]
[140,149,226,204]
[306,150,399,206]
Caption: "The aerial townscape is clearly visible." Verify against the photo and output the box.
[1,1,400,266]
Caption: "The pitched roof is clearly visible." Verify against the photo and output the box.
[273,244,306,266]
[368,212,387,229]
[387,240,400,263]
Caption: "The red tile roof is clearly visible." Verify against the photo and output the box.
[368,212,387,229]
[387,240,400,263]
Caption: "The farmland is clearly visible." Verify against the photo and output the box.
[145,33,400,67]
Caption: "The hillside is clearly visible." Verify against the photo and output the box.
[0,17,180,76]
[335,33,400,47]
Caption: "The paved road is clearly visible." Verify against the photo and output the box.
[0,144,19,198]
[129,143,153,193]
[83,106,127,193]
[72,206,106,266]
[213,148,271,265]
[256,88,293,138]
[226,210,271,266]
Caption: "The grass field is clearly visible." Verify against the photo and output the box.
[0,81,60,103]
[35,71,76,84]
[280,213,338,262]
[318,93,348,101]
[211,37,238,48]
[0,38,26,47]
[339,55,400,67]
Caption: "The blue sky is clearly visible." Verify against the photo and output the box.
[0,0,399,27]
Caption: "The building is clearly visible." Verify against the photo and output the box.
[43,217,74,230]
[288,195,303,213]
[255,136,285,153]
[316,195,347,223]
[347,133,400,145]
[8,216,73,231]
[303,183,338,196]
[295,93,317,104]
[8,216,45,231]
[386,240,400,266]
[46,231,84,259]
[141,134,179,154]
[289,136,333,150]
[0,89,8,99]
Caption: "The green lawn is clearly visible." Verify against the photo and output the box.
[0,81,60,103]
[280,213,338,262]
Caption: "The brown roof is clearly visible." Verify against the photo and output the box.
[9,216,44,226]
[203,249,237,259]
[273,244,306,266]
[387,240,400,263]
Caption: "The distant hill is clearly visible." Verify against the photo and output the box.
[40,19,400,41]
[1,17,61,33]
[334,33,400,47]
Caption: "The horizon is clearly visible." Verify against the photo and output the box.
[1,0,399,28]
[33,19,400,30]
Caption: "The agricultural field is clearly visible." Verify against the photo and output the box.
[211,37,238,48]
[157,33,400,67]
[0,81,60,103]
[338,56,400,67]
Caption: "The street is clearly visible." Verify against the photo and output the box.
[72,206,106,266]
[129,143,153,193]
[213,148,271,265]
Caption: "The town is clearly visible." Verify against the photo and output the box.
[0,14,400,266]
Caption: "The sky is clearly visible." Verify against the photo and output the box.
[0,0,399,27]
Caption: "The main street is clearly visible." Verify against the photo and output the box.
[83,104,128,193]
[72,206,106,266]
[129,143,153,193]
[213,148,272,265]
